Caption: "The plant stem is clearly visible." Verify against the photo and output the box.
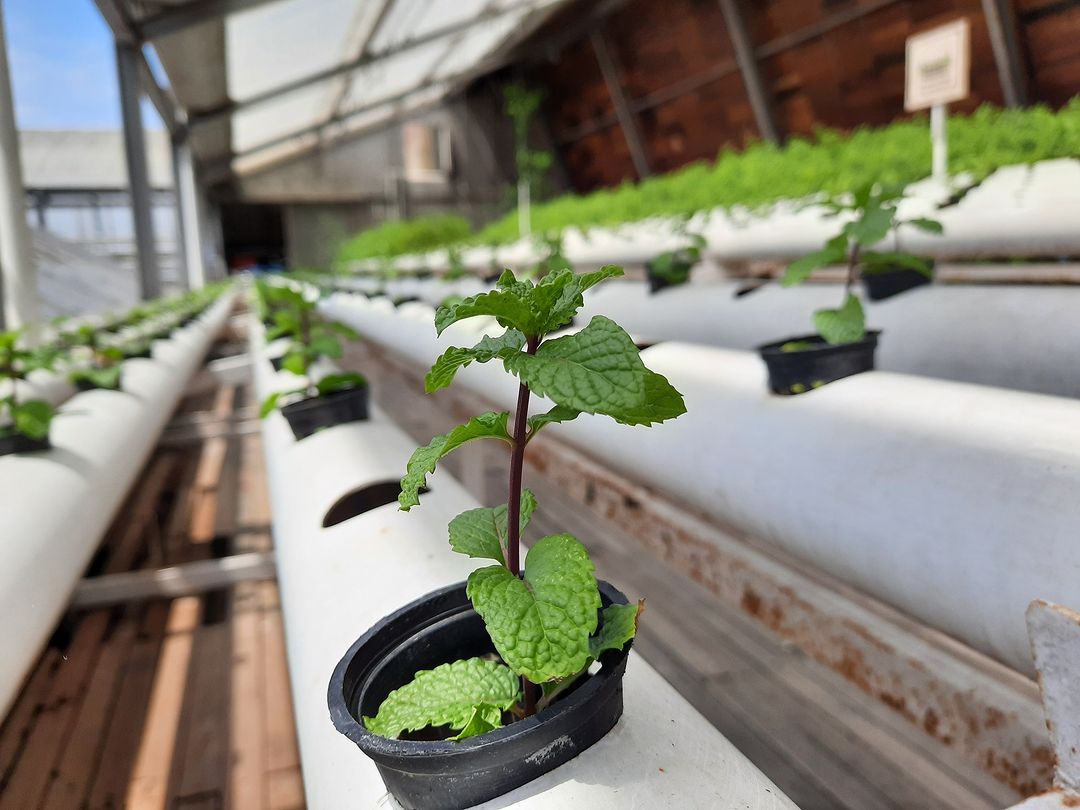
[505,335,538,577]
[507,335,539,718]
[845,242,861,297]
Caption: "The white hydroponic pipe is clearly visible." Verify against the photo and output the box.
[335,276,1080,400]
[0,291,235,718]
[249,318,799,810]
[320,292,1080,676]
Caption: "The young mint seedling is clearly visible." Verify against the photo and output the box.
[366,265,686,740]
[0,331,59,442]
[781,183,943,345]
[257,284,366,417]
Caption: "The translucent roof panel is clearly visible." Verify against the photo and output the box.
[231,82,328,153]
[370,0,491,51]
[430,8,529,81]
[340,38,447,114]
[225,0,359,100]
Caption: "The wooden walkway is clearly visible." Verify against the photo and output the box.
[0,338,304,810]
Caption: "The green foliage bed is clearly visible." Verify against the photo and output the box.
[335,100,1080,264]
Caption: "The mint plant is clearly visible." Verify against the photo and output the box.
[648,222,707,290]
[365,266,685,741]
[0,331,59,443]
[67,325,124,390]
[780,183,943,346]
[259,286,366,417]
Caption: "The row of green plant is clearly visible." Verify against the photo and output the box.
[333,98,1080,265]
[0,283,228,453]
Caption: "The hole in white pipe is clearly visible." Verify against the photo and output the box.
[322,481,421,528]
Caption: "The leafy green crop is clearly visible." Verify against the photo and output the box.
[779,182,943,345]
[336,215,473,264]
[333,99,1080,261]
[256,283,366,417]
[0,331,59,443]
[367,265,683,741]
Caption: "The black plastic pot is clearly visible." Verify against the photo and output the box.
[645,254,694,295]
[329,580,631,810]
[393,296,422,308]
[269,354,286,372]
[863,261,934,301]
[0,432,50,457]
[73,373,123,393]
[281,385,369,440]
[758,331,880,395]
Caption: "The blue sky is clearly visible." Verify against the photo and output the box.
[4,0,161,130]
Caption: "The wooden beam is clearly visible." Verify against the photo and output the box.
[589,29,652,177]
[981,0,1029,107]
[717,0,781,143]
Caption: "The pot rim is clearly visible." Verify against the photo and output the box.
[328,579,630,761]
[757,329,881,357]
[279,383,368,414]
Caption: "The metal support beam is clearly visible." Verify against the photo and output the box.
[71,552,277,609]
[173,137,207,290]
[116,41,161,300]
[717,0,781,143]
[590,29,651,178]
[189,0,557,129]
[981,0,1029,108]
[140,0,284,41]
[0,4,38,329]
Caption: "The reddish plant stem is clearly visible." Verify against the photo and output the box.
[506,335,540,717]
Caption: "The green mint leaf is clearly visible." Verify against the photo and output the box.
[259,392,282,419]
[467,533,601,683]
[364,657,520,740]
[814,293,866,345]
[503,316,645,419]
[589,602,643,659]
[72,366,122,390]
[315,372,367,395]
[526,404,581,437]
[434,289,537,337]
[449,704,504,741]
[907,217,944,235]
[448,489,537,566]
[12,399,53,440]
[610,369,687,426]
[844,205,893,246]
[531,265,623,333]
[281,351,308,376]
[309,334,343,359]
[425,330,526,393]
[399,412,512,510]
[328,320,361,340]
[783,240,846,287]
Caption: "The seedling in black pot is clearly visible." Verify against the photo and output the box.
[258,286,368,440]
[67,325,124,391]
[758,183,942,394]
[328,266,686,810]
[646,221,706,294]
[0,331,59,456]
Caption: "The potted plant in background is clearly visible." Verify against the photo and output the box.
[67,325,124,391]
[258,286,368,440]
[645,219,707,294]
[0,331,59,456]
[328,266,686,810]
[757,183,943,395]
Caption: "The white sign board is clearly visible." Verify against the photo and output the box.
[905,18,971,111]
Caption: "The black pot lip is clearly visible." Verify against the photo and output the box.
[757,330,881,357]
[279,383,368,414]
[328,579,630,760]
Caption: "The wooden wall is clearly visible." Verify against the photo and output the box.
[523,0,1080,193]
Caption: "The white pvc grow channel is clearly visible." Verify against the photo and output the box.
[0,291,236,718]
[320,292,1080,677]
[248,317,799,810]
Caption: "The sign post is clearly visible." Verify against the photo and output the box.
[905,19,971,185]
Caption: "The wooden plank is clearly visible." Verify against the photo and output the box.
[229,582,266,810]
[259,583,300,775]
[86,602,170,810]
[0,649,60,791]
[124,596,202,810]
[39,614,139,810]
[102,454,179,575]
[267,766,305,810]
[170,621,230,807]
[1,613,110,806]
